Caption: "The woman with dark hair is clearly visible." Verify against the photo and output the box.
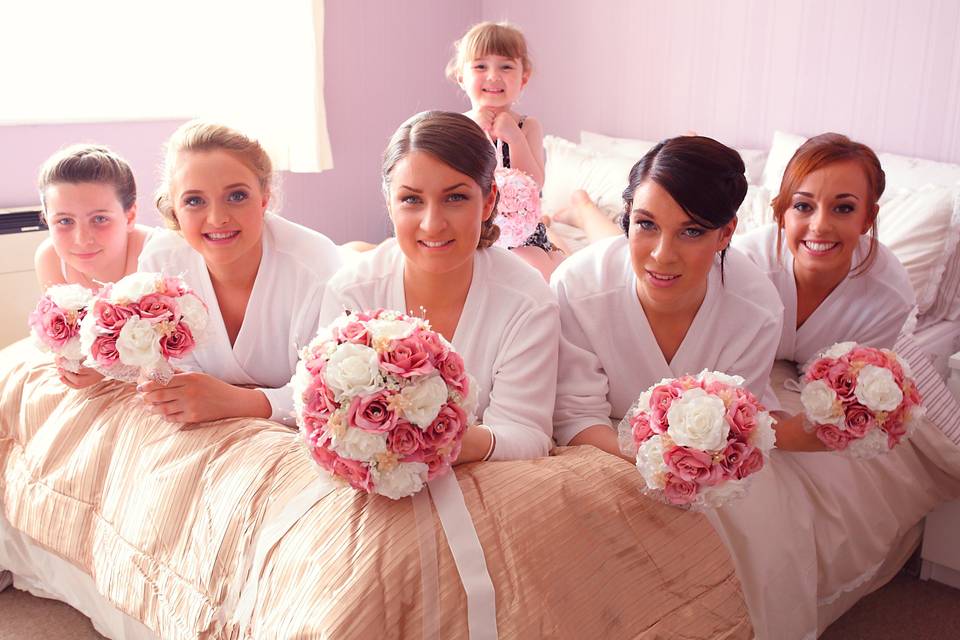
[734,133,915,368]
[552,136,784,458]
[318,110,559,464]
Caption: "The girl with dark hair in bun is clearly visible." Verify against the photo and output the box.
[552,136,784,458]
[319,111,560,464]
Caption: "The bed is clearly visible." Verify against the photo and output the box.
[3,130,960,639]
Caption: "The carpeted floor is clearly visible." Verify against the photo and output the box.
[0,572,958,639]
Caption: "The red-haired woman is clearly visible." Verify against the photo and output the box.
[735,133,915,370]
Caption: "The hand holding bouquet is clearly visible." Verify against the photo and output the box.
[293,309,477,499]
[28,284,94,372]
[618,371,776,509]
[78,272,208,385]
[800,342,924,458]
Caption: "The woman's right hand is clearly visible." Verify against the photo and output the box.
[56,357,104,389]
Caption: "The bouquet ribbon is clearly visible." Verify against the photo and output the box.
[230,471,499,639]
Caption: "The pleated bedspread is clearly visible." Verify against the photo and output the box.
[0,340,751,640]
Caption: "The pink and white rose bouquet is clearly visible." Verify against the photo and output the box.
[28,284,94,372]
[293,309,478,499]
[618,370,776,509]
[78,272,208,384]
[493,167,541,249]
[800,342,924,458]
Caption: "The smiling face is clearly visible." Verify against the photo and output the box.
[169,150,269,270]
[387,150,496,279]
[627,180,736,314]
[44,181,135,279]
[459,54,527,110]
[783,160,875,282]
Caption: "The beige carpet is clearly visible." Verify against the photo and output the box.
[0,572,958,639]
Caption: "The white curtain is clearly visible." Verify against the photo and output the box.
[0,0,333,172]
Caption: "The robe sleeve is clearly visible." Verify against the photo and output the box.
[551,280,615,446]
[483,300,559,460]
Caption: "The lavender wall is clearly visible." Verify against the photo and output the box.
[481,0,960,163]
[0,1,479,242]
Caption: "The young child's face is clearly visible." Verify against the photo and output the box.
[387,150,495,277]
[44,182,134,277]
[170,149,268,270]
[459,54,527,109]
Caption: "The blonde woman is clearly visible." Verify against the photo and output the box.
[137,121,342,425]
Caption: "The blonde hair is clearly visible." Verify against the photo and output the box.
[445,21,533,83]
[155,120,275,230]
[38,144,137,222]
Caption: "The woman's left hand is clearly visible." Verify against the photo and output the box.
[137,372,271,424]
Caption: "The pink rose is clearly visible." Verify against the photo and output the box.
[90,335,120,365]
[438,351,468,395]
[305,353,327,377]
[138,293,176,320]
[719,441,750,477]
[160,322,195,359]
[422,403,466,451]
[884,415,907,448]
[650,384,681,433]
[805,357,834,382]
[905,382,921,408]
[161,276,186,297]
[630,411,655,445]
[735,447,764,479]
[387,420,425,457]
[337,320,370,345]
[333,456,373,492]
[827,362,857,399]
[347,392,398,432]
[421,451,450,480]
[816,424,853,450]
[301,413,329,439]
[726,397,758,436]
[849,347,888,369]
[417,328,450,361]
[842,402,875,438]
[381,335,434,378]
[664,446,715,484]
[39,309,74,348]
[304,378,337,416]
[94,300,134,331]
[663,474,698,505]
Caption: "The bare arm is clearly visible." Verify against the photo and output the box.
[568,424,634,462]
[34,238,67,291]
[492,113,545,186]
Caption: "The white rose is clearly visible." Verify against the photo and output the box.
[324,342,382,399]
[665,388,729,451]
[109,272,162,304]
[78,311,99,359]
[634,388,654,412]
[60,337,83,364]
[749,411,778,453]
[845,428,889,459]
[366,318,416,342]
[905,404,926,431]
[372,462,428,499]
[636,435,668,489]
[331,425,387,461]
[461,374,480,424]
[696,369,745,388]
[116,316,162,367]
[400,374,449,428]
[820,341,857,359]
[47,284,93,312]
[176,292,208,334]
[854,365,903,412]
[800,379,844,426]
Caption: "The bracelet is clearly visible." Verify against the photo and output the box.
[479,424,496,462]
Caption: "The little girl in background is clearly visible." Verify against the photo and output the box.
[33,144,153,388]
[447,21,563,279]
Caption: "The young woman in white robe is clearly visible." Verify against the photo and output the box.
[552,136,785,457]
[734,133,916,367]
[319,111,559,463]
[137,121,342,426]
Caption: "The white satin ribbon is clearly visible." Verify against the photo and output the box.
[412,489,440,640]
[230,475,338,630]
[426,472,498,639]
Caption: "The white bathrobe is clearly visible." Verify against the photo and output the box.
[551,235,784,445]
[318,240,559,461]
[734,224,916,366]
[138,213,342,425]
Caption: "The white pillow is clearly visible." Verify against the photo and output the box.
[734,185,774,236]
[760,129,960,198]
[580,130,768,186]
[542,135,636,218]
[877,183,960,320]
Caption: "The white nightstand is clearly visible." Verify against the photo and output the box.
[0,207,46,349]
[920,352,960,589]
